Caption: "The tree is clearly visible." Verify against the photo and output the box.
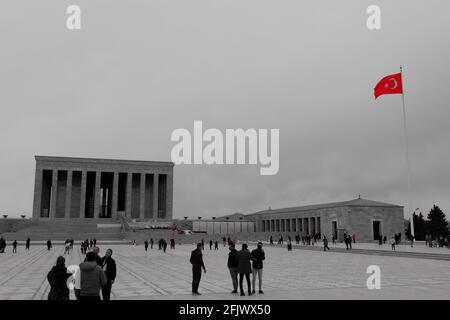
[426,205,449,239]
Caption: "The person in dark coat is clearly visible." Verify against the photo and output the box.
[47,256,71,300]
[251,242,265,294]
[150,238,154,249]
[100,249,117,300]
[190,243,206,295]
[209,240,213,250]
[0,237,6,253]
[12,240,18,253]
[79,252,107,300]
[144,240,149,251]
[237,243,253,296]
[323,236,330,251]
[85,246,102,266]
[227,242,239,293]
[47,240,52,251]
[26,237,31,250]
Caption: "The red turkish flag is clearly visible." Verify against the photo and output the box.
[374,73,403,99]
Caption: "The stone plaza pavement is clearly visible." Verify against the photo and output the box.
[0,243,449,300]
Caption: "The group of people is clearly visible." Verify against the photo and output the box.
[190,241,266,296]
[343,233,354,250]
[269,233,324,246]
[376,233,409,250]
[47,247,116,300]
[80,239,97,254]
[425,235,449,248]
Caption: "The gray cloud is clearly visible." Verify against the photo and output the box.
[0,0,449,219]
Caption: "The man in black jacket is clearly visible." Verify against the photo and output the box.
[251,242,265,294]
[190,243,206,295]
[227,242,239,293]
[100,248,117,300]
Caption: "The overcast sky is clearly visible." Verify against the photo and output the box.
[1,0,449,220]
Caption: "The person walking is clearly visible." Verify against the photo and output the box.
[190,243,206,295]
[287,238,292,251]
[237,243,253,296]
[12,240,18,253]
[214,241,219,250]
[26,237,30,250]
[64,240,71,255]
[209,240,213,250]
[144,240,149,251]
[323,236,330,251]
[227,242,239,293]
[352,234,356,244]
[251,242,265,294]
[390,236,396,251]
[79,252,107,300]
[0,237,5,253]
[269,235,273,245]
[150,238,154,249]
[201,239,205,250]
[47,256,71,300]
[47,240,52,251]
[100,249,116,301]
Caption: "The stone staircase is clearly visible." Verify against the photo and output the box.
[0,219,124,241]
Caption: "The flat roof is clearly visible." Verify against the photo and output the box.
[246,198,403,217]
[35,155,174,167]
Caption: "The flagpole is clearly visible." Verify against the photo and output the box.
[400,65,414,239]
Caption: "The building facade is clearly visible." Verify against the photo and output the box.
[32,156,174,221]
[246,198,404,242]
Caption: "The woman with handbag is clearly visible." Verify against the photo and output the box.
[47,256,71,300]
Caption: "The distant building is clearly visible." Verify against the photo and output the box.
[246,198,404,242]
[32,156,174,221]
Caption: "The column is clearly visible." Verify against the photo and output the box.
[49,170,58,219]
[94,171,101,219]
[152,173,159,219]
[32,167,42,219]
[79,171,87,219]
[126,172,132,218]
[65,170,72,219]
[112,172,119,219]
[165,172,173,220]
[139,173,145,220]
[316,217,321,235]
